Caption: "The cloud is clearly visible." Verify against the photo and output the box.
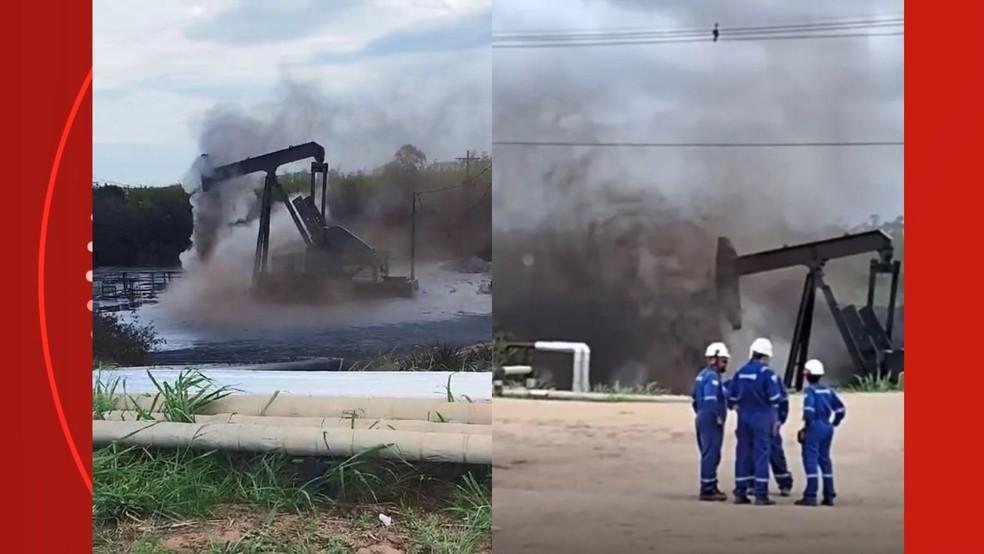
[312,10,491,64]
[183,0,360,45]
[94,0,491,184]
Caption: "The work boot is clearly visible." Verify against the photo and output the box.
[733,494,751,505]
[754,497,776,506]
[821,498,835,507]
[699,491,727,502]
[795,498,818,507]
[779,488,791,497]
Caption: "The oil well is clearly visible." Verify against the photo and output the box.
[716,229,903,389]
[199,142,418,302]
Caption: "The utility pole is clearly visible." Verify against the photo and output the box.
[456,150,481,184]
[455,150,481,257]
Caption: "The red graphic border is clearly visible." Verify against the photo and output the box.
[4,0,984,551]
[38,68,94,495]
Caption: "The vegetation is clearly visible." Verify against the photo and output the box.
[93,184,192,267]
[92,362,491,553]
[136,369,238,423]
[93,312,164,366]
[93,371,123,420]
[94,146,492,268]
[350,343,492,372]
[843,370,903,393]
[92,447,492,553]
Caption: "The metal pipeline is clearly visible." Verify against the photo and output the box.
[533,341,591,392]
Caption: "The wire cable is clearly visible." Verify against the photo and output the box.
[494,31,903,49]
[494,17,902,41]
[493,140,904,148]
[493,14,903,37]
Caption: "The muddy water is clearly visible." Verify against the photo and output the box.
[113,262,492,365]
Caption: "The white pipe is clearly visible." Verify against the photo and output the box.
[96,370,491,400]
[501,365,533,377]
[99,411,492,435]
[110,394,492,424]
[498,388,691,403]
[579,347,591,393]
[533,341,591,393]
[93,420,491,464]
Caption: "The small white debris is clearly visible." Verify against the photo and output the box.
[378,513,393,527]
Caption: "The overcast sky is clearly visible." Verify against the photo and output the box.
[493,0,904,228]
[94,0,491,186]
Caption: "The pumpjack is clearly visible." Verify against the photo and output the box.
[199,142,417,301]
[716,230,902,390]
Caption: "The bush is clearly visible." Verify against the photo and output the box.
[93,312,163,366]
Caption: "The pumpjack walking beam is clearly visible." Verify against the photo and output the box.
[716,230,903,390]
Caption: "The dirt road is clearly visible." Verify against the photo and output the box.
[492,393,903,553]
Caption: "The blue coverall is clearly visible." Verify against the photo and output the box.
[801,383,847,501]
[691,367,727,494]
[770,379,794,492]
[728,360,783,501]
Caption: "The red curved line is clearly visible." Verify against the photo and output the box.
[39,68,94,495]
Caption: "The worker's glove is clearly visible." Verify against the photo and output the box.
[796,428,806,444]
[716,417,724,427]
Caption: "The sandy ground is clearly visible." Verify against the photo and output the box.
[492,393,903,553]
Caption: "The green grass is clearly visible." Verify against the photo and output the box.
[843,370,903,392]
[406,468,492,554]
[131,368,237,423]
[93,446,238,522]
[93,371,123,420]
[349,343,492,373]
[94,364,491,553]
[93,445,492,553]
[94,443,492,522]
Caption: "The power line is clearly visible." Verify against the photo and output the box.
[415,164,491,195]
[493,31,903,49]
[493,140,904,148]
[493,14,904,37]
[493,17,902,41]
[496,22,903,42]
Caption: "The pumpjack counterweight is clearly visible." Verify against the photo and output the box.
[716,230,903,390]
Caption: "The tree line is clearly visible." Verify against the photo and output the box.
[93,145,492,268]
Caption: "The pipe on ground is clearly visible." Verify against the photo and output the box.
[499,388,690,403]
[533,341,591,392]
[99,411,492,435]
[111,395,491,424]
[93,420,491,464]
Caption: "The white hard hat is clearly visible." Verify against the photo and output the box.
[804,359,825,376]
[705,342,730,358]
[749,338,774,358]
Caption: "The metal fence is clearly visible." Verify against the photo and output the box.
[92,268,183,313]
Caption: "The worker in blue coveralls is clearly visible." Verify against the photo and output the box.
[691,341,731,501]
[770,374,794,497]
[728,337,783,505]
[794,359,847,507]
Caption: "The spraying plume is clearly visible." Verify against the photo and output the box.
[492,0,903,391]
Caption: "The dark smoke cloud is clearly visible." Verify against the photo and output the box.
[170,54,491,322]
[492,0,903,391]
[180,72,491,263]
